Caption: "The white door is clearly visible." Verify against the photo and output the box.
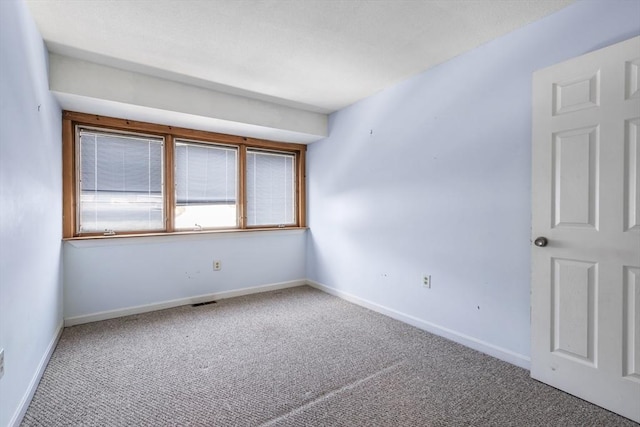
[531,35,640,422]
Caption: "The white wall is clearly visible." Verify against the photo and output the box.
[0,1,63,425]
[306,0,640,366]
[49,54,328,144]
[64,230,306,322]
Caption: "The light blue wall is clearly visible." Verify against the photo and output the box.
[306,0,640,363]
[0,0,63,425]
[63,230,306,320]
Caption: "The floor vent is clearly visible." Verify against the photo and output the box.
[191,300,217,307]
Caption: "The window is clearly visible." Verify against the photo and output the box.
[247,150,296,226]
[78,128,164,233]
[174,141,238,229]
[63,112,306,238]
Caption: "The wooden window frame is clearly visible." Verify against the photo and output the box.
[62,111,306,239]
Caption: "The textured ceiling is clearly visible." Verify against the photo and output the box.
[25,0,574,113]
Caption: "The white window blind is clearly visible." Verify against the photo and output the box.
[78,128,164,233]
[246,150,295,226]
[174,141,238,229]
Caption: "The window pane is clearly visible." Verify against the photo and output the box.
[78,129,164,233]
[175,141,238,229]
[247,150,296,226]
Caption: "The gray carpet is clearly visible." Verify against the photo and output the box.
[22,286,637,426]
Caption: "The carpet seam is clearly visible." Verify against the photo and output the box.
[257,360,405,427]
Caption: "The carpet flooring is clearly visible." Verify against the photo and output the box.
[22,286,637,426]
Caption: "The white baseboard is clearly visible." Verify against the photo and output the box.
[307,279,531,370]
[10,321,64,427]
[64,279,307,327]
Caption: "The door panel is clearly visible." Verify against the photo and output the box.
[551,258,596,364]
[553,71,600,115]
[532,36,640,422]
[552,126,599,228]
[623,266,640,381]
[626,59,640,100]
[625,118,640,231]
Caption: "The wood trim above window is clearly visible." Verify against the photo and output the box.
[62,111,307,239]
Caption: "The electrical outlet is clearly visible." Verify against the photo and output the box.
[213,260,221,271]
[422,274,431,288]
[0,348,4,379]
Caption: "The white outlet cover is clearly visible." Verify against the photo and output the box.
[422,274,431,288]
